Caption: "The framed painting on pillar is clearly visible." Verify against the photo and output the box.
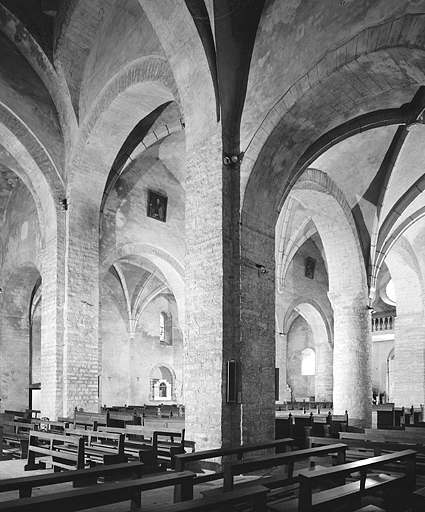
[147,190,167,222]
[305,257,316,279]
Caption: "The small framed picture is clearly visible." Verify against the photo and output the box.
[305,257,316,279]
[147,191,167,222]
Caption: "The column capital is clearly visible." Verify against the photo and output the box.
[327,290,369,318]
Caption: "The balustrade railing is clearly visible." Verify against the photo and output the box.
[371,314,395,333]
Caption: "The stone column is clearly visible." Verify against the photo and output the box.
[315,330,333,402]
[184,127,276,449]
[276,332,287,403]
[184,128,234,450]
[240,215,276,443]
[62,190,100,417]
[328,291,372,429]
[41,213,66,421]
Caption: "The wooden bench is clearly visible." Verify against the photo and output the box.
[363,428,425,444]
[268,449,417,512]
[310,434,425,473]
[64,428,127,465]
[0,460,143,498]
[68,410,109,430]
[220,443,348,495]
[24,431,87,471]
[0,425,29,460]
[174,438,294,502]
[155,484,269,511]
[0,470,196,511]
[102,424,189,467]
[31,419,66,433]
[108,409,142,426]
[1,421,34,435]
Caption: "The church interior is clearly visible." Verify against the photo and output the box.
[2,0,425,509]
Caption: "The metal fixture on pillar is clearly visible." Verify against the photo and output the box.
[223,152,244,169]
[226,360,237,403]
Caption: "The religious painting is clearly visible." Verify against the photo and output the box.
[147,190,167,222]
[305,256,316,279]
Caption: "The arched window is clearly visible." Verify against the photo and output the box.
[301,348,315,376]
[159,311,173,345]
[159,313,165,342]
[159,382,167,398]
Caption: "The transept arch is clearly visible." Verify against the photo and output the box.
[242,16,425,226]
[101,243,184,327]
[1,262,41,412]
[282,298,333,403]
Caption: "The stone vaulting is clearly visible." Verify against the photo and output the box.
[1,0,425,451]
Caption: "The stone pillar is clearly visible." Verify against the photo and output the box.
[328,291,372,429]
[184,127,276,449]
[240,216,275,443]
[387,248,425,407]
[184,128,234,450]
[276,333,287,403]
[315,331,333,402]
[41,216,66,421]
[62,190,100,417]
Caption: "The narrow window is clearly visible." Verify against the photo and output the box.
[159,312,165,342]
[301,348,315,376]
[159,382,167,398]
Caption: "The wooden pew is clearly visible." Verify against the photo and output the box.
[31,419,65,433]
[363,428,425,444]
[269,449,417,512]
[0,424,30,460]
[326,411,349,437]
[0,470,196,511]
[221,443,348,493]
[98,424,188,469]
[64,428,127,465]
[373,403,396,429]
[174,438,294,502]
[107,409,140,427]
[24,431,87,471]
[310,434,425,474]
[1,421,34,435]
[0,460,143,497]
[72,410,109,430]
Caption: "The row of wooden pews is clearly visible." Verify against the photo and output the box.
[0,424,422,511]
[373,403,424,429]
[276,411,349,448]
[176,435,418,511]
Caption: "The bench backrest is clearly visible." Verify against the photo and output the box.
[297,449,417,511]
[364,428,425,443]
[298,448,416,483]
[29,430,80,445]
[224,443,347,491]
